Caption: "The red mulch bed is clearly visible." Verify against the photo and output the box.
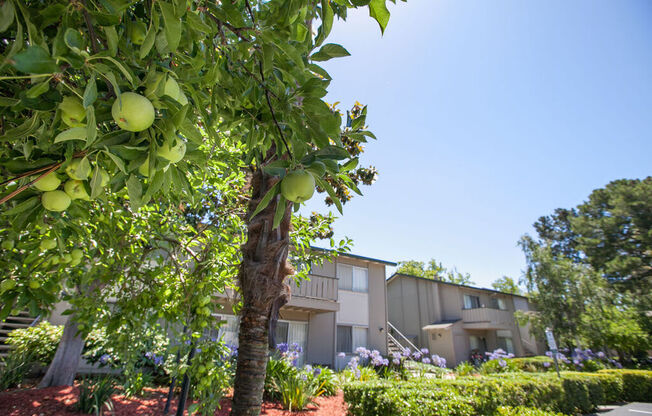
[0,385,348,416]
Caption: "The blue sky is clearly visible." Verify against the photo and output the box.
[302,0,652,289]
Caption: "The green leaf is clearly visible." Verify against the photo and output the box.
[126,175,142,209]
[104,25,119,56]
[159,2,181,53]
[315,145,349,160]
[273,195,287,229]
[89,167,103,199]
[315,0,334,47]
[315,176,343,214]
[64,28,84,54]
[2,196,39,216]
[340,158,359,172]
[250,182,280,220]
[11,46,58,74]
[0,1,15,33]
[54,127,87,143]
[85,106,97,146]
[369,0,390,34]
[25,79,51,98]
[83,76,97,108]
[140,17,158,59]
[311,44,350,62]
[103,150,126,173]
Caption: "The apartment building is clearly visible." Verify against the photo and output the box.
[387,273,543,366]
[215,252,395,369]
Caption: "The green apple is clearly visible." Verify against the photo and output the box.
[61,254,72,263]
[2,240,14,250]
[42,190,71,212]
[34,173,61,191]
[70,258,81,267]
[164,77,188,105]
[28,280,40,289]
[112,92,155,132]
[281,170,315,203]
[157,140,186,163]
[66,159,90,180]
[64,180,90,200]
[40,238,57,251]
[71,248,83,260]
[129,21,147,45]
[0,279,16,293]
[59,96,86,127]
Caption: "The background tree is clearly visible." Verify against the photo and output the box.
[520,177,651,357]
[491,276,522,295]
[396,257,474,285]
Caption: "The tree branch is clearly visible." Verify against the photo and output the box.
[258,61,292,162]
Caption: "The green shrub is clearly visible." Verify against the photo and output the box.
[342,370,652,416]
[276,372,323,411]
[6,322,62,364]
[312,366,338,396]
[599,369,652,401]
[0,351,35,390]
[264,357,297,400]
[75,376,116,416]
[496,406,565,416]
[480,358,519,374]
[455,361,476,376]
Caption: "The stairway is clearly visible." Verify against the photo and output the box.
[387,321,419,355]
[0,311,40,359]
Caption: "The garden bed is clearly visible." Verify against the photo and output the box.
[0,385,348,416]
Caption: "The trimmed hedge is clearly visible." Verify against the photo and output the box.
[343,370,652,416]
[496,407,565,416]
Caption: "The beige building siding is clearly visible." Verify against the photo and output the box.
[387,273,543,366]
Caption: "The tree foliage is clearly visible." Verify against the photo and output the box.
[520,177,652,357]
[396,257,475,285]
[491,276,522,295]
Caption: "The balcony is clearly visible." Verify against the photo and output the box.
[286,275,339,313]
[462,307,514,330]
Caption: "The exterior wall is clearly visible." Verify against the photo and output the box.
[306,312,335,366]
[388,274,541,367]
[337,291,369,326]
[367,262,388,355]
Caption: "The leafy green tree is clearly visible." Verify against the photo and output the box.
[0,1,402,414]
[491,276,522,295]
[396,258,475,285]
[522,177,652,357]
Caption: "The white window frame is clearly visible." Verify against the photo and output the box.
[336,325,368,353]
[463,294,480,309]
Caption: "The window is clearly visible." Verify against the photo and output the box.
[275,321,308,366]
[217,315,240,347]
[496,330,515,354]
[337,264,368,292]
[469,335,486,352]
[463,294,481,309]
[497,298,507,310]
[336,325,368,353]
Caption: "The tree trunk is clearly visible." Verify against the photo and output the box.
[231,169,293,416]
[39,316,84,387]
[268,284,291,349]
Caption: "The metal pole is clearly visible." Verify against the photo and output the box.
[175,341,196,416]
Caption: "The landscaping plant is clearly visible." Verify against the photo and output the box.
[75,376,117,416]
[0,351,36,390]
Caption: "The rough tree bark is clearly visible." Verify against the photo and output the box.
[268,284,291,349]
[231,168,294,416]
[38,316,84,387]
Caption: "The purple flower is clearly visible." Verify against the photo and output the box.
[313,367,322,377]
[615,362,623,369]
[402,347,411,358]
[499,359,507,368]
[392,352,401,360]
[573,359,580,365]
[545,351,553,357]
[304,364,313,372]
[99,354,110,364]
[420,348,430,355]
[597,352,605,359]
[422,357,431,364]
[543,362,551,368]
[412,351,422,360]
[392,358,401,365]
[338,352,346,358]
[276,343,289,354]
[300,373,307,381]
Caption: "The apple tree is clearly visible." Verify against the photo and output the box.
[0,0,401,414]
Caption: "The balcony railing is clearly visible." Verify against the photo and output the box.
[462,307,514,328]
[288,275,338,302]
